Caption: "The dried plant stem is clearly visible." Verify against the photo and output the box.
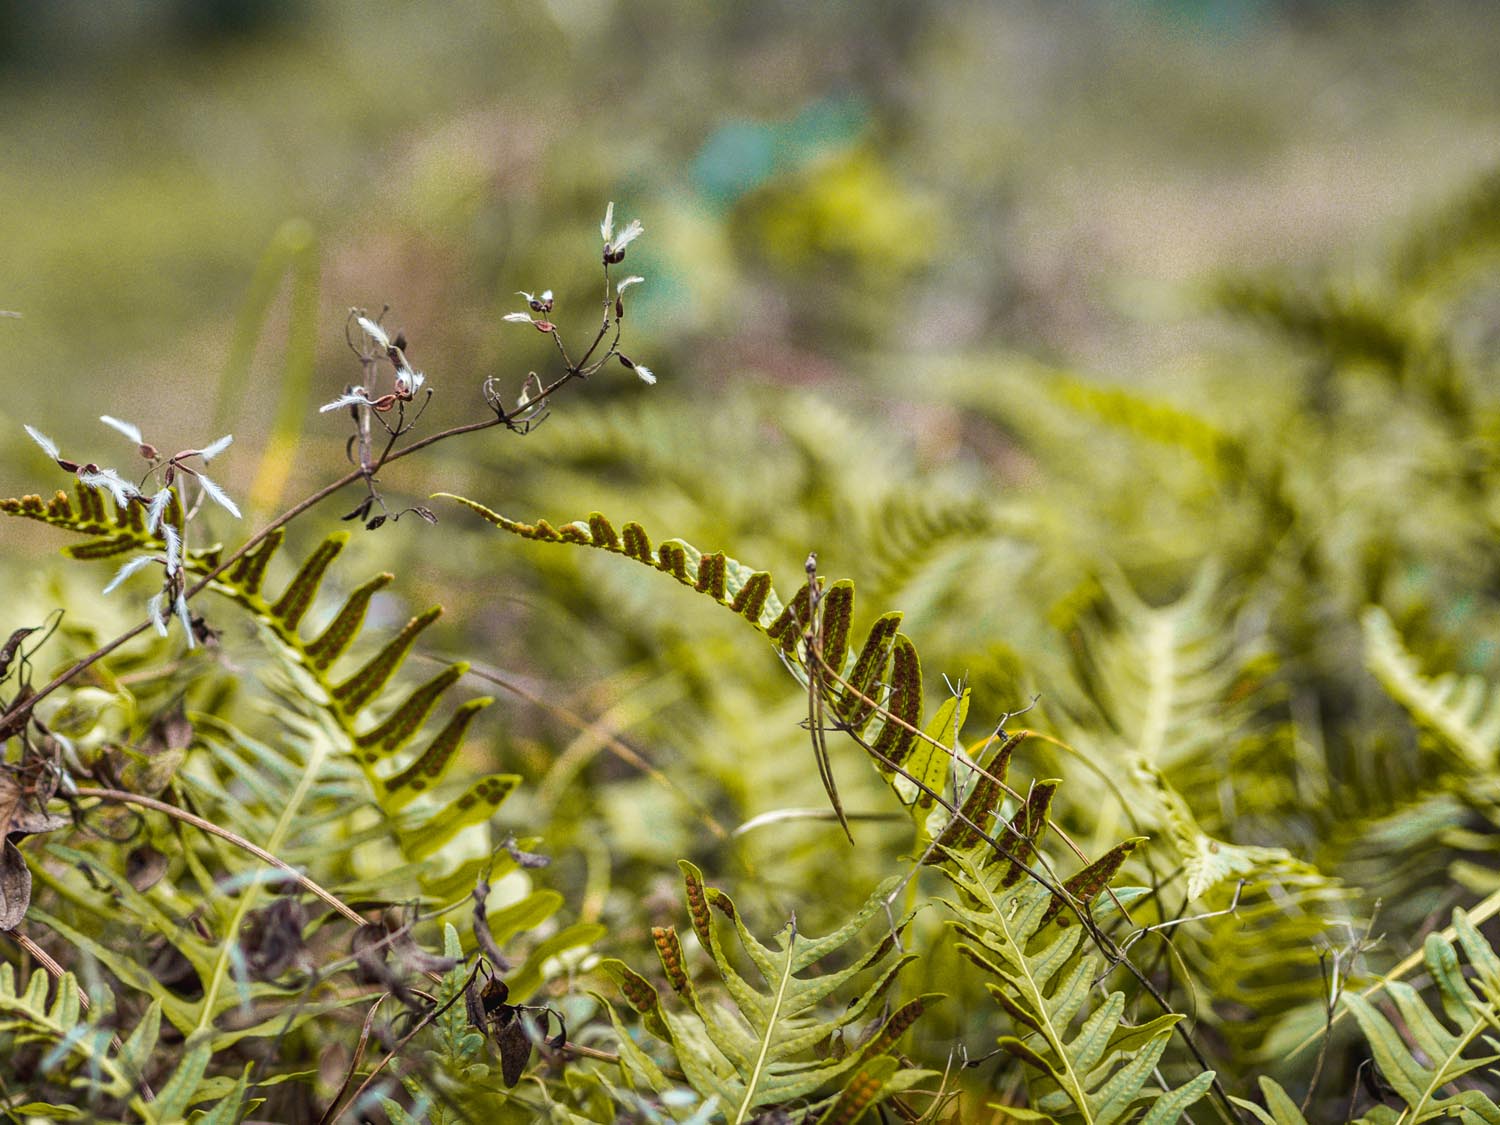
[70,786,366,926]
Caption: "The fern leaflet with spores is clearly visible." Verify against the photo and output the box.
[436,497,985,842]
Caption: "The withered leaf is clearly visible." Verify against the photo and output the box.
[471,875,512,971]
[0,773,68,929]
[0,774,67,841]
[126,844,169,892]
[388,926,458,975]
[502,836,550,870]
[0,626,38,682]
[242,898,308,980]
[118,705,192,795]
[497,1019,532,1087]
[0,840,35,931]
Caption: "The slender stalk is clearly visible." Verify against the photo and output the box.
[0,401,551,738]
[70,787,365,926]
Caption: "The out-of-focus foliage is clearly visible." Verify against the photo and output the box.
[9,2,1500,1121]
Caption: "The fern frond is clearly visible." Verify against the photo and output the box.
[1391,165,1500,298]
[1142,767,1353,1060]
[1049,375,1241,480]
[856,489,1004,603]
[439,497,966,827]
[0,483,217,568]
[1052,566,1263,776]
[0,963,161,1120]
[600,860,935,1122]
[189,531,519,872]
[1363,605,1500,772]
[937,839,1213,1123]
[1340,908,1500,1122]
[1213,275,1467,418]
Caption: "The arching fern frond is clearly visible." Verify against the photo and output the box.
[599,860,936,1123]
[437,497,960,829]
[181,530,518,871]
[3,487,515,856]
[1,483,212,567]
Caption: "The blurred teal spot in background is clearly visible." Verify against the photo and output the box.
[692,95,868,211]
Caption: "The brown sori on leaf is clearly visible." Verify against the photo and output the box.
[817,581,855,681]
[927,769,1007,861]
[652,926,691,999]
[330,606,442,715]
[729,571,774,622]
[998,780,1059,886]
[354,664,468,756]
[587,512,619,550]
[229,528,284,595]
[1042,836,1146,925]
[837,613,903,727]
[65,536,141,561]
[707,886,737,922]
[680,861,712,946]
[855,996,930,1064]
[694,551,727,600]
[383,697,493,795]
[656,541,689,582]
[869,635,922,769]
[766,581,817,653]
[621,520,652,562]
[303,573,393,669]
[819,1069,883,1125]
[270,534,346,630]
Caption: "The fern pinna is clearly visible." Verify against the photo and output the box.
[0,962,253,1123]
[936,826,1213,1124]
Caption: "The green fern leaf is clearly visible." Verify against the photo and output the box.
[610,860,933,1123]
[1050,375,1238,478]
[1144,767,1352,1055]
[1339,908,1500,1122]
[437,497,975,830]
[189,533,519,885]
[0,964,137,1107]
[1363,606,1500,771]
[1230,1077,1311,1125]
[939,840,1213,1123]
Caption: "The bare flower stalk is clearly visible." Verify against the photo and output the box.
[0,203,654,741]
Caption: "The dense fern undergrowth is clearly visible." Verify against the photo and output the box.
[6,173,1500,1123]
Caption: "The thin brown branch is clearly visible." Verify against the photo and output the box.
[70,787,366,927]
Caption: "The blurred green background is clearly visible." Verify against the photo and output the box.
[6,0,1500,448]
[6,0,1500,920]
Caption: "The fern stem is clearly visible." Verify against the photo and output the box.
[733,924,798,1125]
